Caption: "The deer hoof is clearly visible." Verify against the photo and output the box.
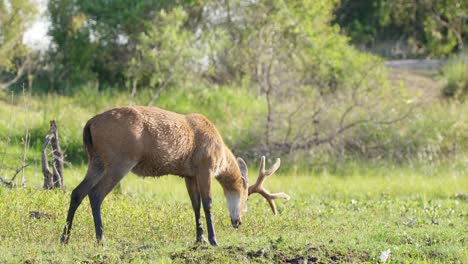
[96,236,106,246]
[209,238,218,247]
[196,236,208,244]
[60,233,69,244]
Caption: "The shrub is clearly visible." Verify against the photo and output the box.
[441,56,468,100]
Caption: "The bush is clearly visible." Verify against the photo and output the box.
[334,0,468,58]
[441,56,468,100]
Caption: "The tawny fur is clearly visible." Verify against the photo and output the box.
[84,106,245,193]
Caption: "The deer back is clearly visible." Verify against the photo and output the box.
[87,106,227,178]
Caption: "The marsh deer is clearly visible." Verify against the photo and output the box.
[60,106,289,246]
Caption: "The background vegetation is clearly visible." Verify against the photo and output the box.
[335,0,468,58]
[2,0,466,168]
[0,0,467,262]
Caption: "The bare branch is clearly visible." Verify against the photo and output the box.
[10,162,32,183]
[283,102,305,144]
[0,56,31,90]
[0,162,31,188]
[0,177,13,188]
[271,102,418,153]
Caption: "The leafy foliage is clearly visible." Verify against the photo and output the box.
[335,0,468,57]
[0,0,36,70]
[0,0,36,90]
[441,55,468,100]
[126,7,200,103]
[47,0,176,88]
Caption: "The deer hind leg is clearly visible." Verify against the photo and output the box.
[88,161,135,242]
[197,172,218,246]
[61,158,104,244]
[185,177,206,244]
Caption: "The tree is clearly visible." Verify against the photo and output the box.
[191,0,412,157]
[126,8,199,104]
[0,0,36,90]
[124,0,413,159]
[335,0,468,57]
[47,0,192,89]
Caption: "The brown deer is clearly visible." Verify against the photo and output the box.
[60,106,289,246]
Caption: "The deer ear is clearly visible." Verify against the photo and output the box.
[237,157,248,184]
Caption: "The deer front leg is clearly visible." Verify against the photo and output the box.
[185,177,206,243]
[197,173,218,246]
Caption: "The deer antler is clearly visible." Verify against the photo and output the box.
[248,156,290,214]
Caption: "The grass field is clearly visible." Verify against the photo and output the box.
[0,165,466,263]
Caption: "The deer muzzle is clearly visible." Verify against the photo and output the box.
[231,218,242,228]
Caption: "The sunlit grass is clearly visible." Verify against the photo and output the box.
[0,164,466,263]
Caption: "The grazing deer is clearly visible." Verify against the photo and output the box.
[60,106,289,246]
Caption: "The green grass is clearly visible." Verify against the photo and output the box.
[0,165,466,263]
[441,55,468,100]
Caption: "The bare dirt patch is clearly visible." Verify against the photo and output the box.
[170,242,372,264]
[388,68,442,102]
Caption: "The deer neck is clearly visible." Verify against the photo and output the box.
[216,145,244,191]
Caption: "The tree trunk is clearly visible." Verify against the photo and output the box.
[42,120,64,189]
